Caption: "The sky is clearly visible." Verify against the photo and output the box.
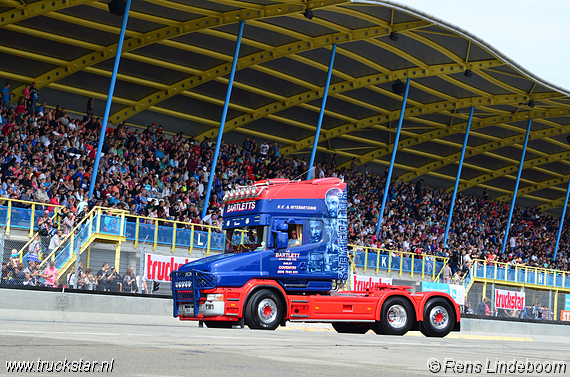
[397,0,570,91]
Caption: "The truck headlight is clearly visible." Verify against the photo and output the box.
[206,294,224,301]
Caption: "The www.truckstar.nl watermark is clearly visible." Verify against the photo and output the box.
[6,358,114,373]
[427,358,566,374]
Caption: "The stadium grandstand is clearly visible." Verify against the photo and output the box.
[1,0,570,303]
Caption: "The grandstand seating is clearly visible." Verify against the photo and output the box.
[0,98,569,289]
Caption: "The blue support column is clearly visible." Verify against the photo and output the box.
[443,106,475,246]
[202,21,245,219]
[501,119,532,254]
[553,178,570,260]
[307,44,337,180]
[376,78,411,237]
[88,0,132,199]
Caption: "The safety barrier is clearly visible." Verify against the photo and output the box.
[463,260,570,321]
[469,259,570,290]
[3,198,570,289]
[349,245,447,281]
[0,198,65,236]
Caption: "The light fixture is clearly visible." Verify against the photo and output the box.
[108,0,126,16]
[391,79,406,95]
[527,100,535,108]
[389,32,399,41]
[464,69,473,78]
[303,8,314,20]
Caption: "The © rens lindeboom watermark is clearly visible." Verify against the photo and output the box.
[6,358,114,373]
[427,358,566,374]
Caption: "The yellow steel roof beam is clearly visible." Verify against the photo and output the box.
[199,59,503,142]
[282,94,559,157]
[112,19,428,125]
[336,105,567,170]
[538,197,570,212]
[400,123,570,182]
[0,0,97,27]
[495,176,570,203]
[13,0,349,96]
[454,148,570,193]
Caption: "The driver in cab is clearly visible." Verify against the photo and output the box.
[288,229,300,247]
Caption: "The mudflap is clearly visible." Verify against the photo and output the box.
[453,320,461,332]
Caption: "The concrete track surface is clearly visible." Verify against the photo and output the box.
[1,319,569,377]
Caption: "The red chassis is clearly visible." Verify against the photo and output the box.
[176,279,460,337]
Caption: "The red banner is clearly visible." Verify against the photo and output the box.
[495,289,525,310]
[144,253,197,282]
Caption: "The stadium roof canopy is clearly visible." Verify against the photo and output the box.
[1,0,570,214]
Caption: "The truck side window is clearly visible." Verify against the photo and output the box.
[287,224,302,247]
[309,220,324,244]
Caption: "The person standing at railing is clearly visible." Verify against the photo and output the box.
[122,267,137,293]
[28,235,41,261]
[63,212,75,236]
[47,230,63,256]
[42,260,58,288]
[442,261,452,284]
[95,263,110,292]
[38,210,53,252]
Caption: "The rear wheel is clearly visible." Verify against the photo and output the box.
[332,323,370,334]
[244,290,283,330]
[372,296,414,336]
[420,298,455,338]
[203,321,234,329]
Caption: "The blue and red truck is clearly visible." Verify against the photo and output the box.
[171,178,460,336]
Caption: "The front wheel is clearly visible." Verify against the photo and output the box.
[332,323,370,334]
[372,296,414,336]
[244,290,283,330]
[420,298,455,338]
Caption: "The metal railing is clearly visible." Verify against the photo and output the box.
[348,245,448,281]
[0,198,65,236]
[469,259,570,290]
[3,197,569,287]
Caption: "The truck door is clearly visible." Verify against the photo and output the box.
[269,218,332,288]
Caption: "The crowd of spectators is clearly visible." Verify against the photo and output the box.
[0,85,569,281]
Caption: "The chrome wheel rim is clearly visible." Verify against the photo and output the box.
[386,304,407,329]
[429,305,449,330]
[258,298,277,324]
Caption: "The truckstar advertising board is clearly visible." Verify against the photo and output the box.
[351,275,393,290]
[565,294,570,311]
[494,289,525,310]
[144,253,197,283]
[422,282,465,306]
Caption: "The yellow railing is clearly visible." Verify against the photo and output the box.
[36,206,118,269]
[347,245,448,281]
[17,211,63,261]
[121,212,220,253]
[469,259,569,289]
[0,197,65,236]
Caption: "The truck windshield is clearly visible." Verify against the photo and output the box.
[225,226,267,254]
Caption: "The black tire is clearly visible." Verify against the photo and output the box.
[332,322,370,334]
[244,289,283,330]
[420,298,455,338]
[203,321,234,329]
[372,296,414,336]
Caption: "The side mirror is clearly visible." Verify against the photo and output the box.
[276,232,288,249]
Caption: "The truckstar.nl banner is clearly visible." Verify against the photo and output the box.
[144,253,197,282]
[494,289,525,310]
[351,275,393,290]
